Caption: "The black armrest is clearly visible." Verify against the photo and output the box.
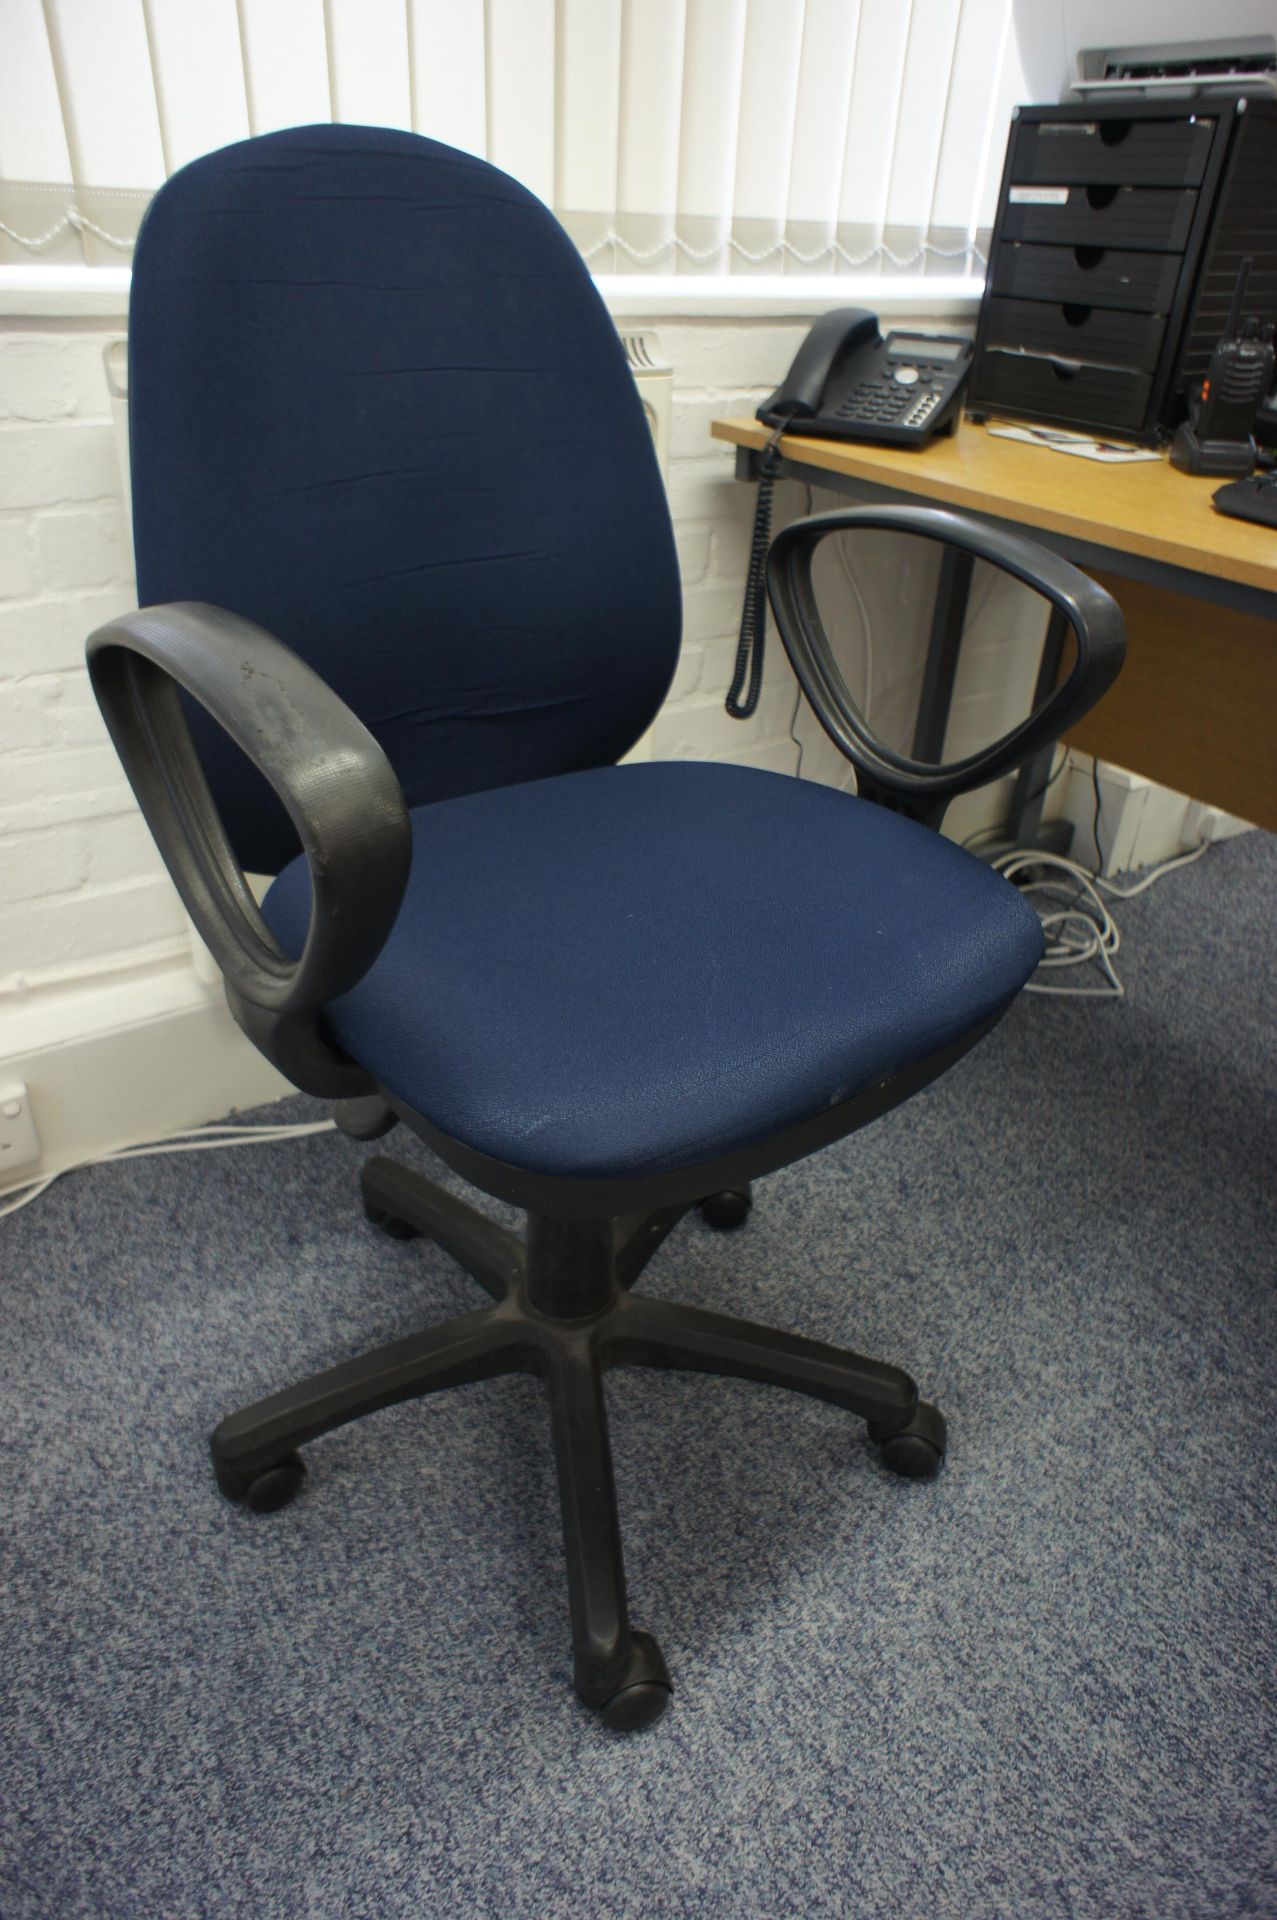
[765,505,1126,820]
[85,602,412,1016]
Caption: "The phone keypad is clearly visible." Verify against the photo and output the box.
[823,339,968,437]
[836,379,942,428]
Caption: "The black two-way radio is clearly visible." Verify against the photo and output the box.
[1171,258,1275,476]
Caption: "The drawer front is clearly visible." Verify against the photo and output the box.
[981,298,1167,373]
[971,348,1153,435]
[1002,184,1197,252]
[1013,115,1216,188]
[992,242,1181,312]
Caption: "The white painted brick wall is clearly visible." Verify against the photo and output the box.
[0,320,186,987]
[0,309,812,997]
[645,316,815,775]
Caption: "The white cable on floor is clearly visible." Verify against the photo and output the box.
[993,843,1208,998]
[1092,843,1209,899]
[0,1118,337,1222]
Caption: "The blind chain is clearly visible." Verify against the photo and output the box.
[0,206,136,251]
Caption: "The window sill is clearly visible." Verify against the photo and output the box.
[0,264,983,324]
[597,274,983,320]
[0,266,133,317]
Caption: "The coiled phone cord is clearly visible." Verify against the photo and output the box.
[726,415,794,718]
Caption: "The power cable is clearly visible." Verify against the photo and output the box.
[0,1118,337,1222]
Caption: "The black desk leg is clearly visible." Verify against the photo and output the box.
[912,546,975,763]
[1008,606,1073,851]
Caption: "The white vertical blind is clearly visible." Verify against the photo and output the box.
[238,0,331,139]
[486,0,556,207]
[43,0,166,190]
[144,0,250,175]
[729,0,806,274]
[930,0,1014,269]
[325,0,412,130]
[0,0,77,261]
[39,0,166,261]
[977,0,1035,235]
[407,0,487,159]
[883,0,963,265]
[0,0,1029,282]
[675,0,747,274]
[556,0,622,267]
[0,0,74,182]
[836,0,913,275]
[786,0,862,273]
[616,0,687,273]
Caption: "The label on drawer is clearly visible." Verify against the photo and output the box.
[1009,186,1069,204]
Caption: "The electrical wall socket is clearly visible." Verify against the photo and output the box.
[0,1082,41,1177]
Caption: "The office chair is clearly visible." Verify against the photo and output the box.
[87,126,1124,1730]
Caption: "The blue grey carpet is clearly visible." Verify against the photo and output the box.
[2,832,1274,1919]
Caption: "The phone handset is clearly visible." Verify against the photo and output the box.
[757,309,882,426]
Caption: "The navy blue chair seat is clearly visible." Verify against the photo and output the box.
[263,759,1043,1180]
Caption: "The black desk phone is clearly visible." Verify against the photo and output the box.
[757,308,973,449]
[728,310,974,721]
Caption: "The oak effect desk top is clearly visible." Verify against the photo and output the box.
[710,416,1277,603]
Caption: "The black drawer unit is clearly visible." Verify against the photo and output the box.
[1001,186,1197,252]
[1170,98,1277,410]
[1012,114,1216,188]
[982,298,1166,373]
[968,97,1277,445]
[977,351,1152,434]
[991,242,1182,312]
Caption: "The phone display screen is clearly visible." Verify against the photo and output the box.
[889,336,966,360]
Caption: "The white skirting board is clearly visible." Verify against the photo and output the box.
[0,952,292,1198]
[1050,752,1253,875]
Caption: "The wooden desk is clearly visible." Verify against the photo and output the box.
[712,416,1277,831]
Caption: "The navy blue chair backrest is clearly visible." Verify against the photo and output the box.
[128,125,682,873]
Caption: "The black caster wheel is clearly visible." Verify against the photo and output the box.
[363,1201,419,1241]
[599,1680,672,1732]
[698,1186,753,1232]
[332,1095,398,1141]
[590,1629,672,1732]
[870,1401,946,1480]
[215,1451,307,1512]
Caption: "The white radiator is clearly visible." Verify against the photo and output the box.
[618,330,673,477]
